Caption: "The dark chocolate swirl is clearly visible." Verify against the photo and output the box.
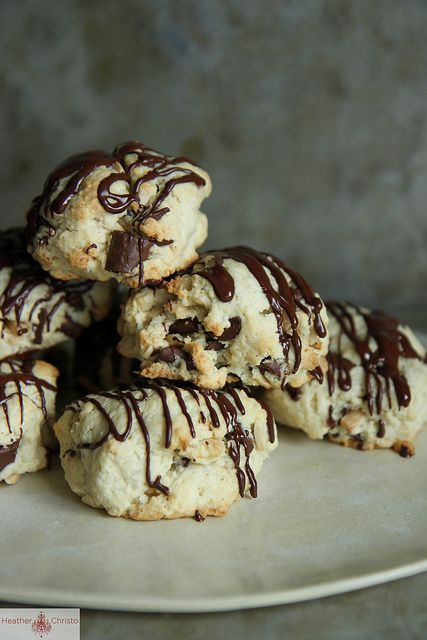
[27,141,207,286]
[66,381,275,499]
[194,247,326,377]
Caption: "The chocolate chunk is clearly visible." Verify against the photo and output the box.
[105,231,147,274]
[156,346,195,370]
[259,360,281,377]
[169,318,199,335]
[157,346,177,363]
[206,340,225,351]
[218,316,241,341]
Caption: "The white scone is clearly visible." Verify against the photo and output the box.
[117,246,329,390]
[26,141,211,288]
[0,228,115,360]
[264,302,427,456]
[0,358,58,483]
[54,382,277,520]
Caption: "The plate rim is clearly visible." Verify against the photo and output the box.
[2,560,427,612]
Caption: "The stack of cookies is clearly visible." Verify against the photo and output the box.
[24,140,329,521]
[1,139,426,523]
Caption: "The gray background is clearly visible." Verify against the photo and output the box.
[1,4,427,637]
[0,0,426,318]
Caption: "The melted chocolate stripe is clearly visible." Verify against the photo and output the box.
[126,392,170,495]
[195,247,325,379]
[69,382,270,500]
[152,385,173,449]
[170,386,196,438]
[197,256,235,302]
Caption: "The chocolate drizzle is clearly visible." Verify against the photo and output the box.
[26,151,116,244]
[323,302,425,439]
[197,256,235,302]
[0,437,21,473]
[48,151,117,215]
[27,141,207,286]
[195,247,326,377]
[327,302,422,413]
[0,229,92,348]
[69,381,275,499]
[377,420,385,438]
[309,366,324,384]
[0,359,56,471]
[326,352,354,396]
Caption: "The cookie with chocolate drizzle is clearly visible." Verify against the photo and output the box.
[0,228,115,360]
[117,246,329,390]
[54,380,277,521]
[0,358,58,484]
[263,302,427,457]
[26,141,211,288]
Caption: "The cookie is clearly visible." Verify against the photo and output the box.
[27,141,211,288]
[0,358,58,483]
[54,381,277,520]
[0,228,114,360]
[264,302,427,456]
[117,246,329,389]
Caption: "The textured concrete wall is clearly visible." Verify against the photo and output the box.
[0,0,426,316]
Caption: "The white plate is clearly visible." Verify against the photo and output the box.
[1,337,427,613]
